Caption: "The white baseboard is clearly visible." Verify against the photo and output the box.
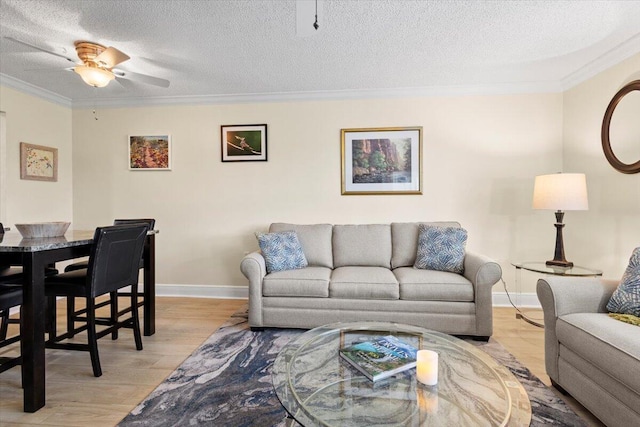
[6,287,539,316]
[492,291,541,309]
[157,284,248,299]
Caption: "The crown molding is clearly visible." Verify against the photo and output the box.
[561,33,640,90]
[69,80,562,109]
[0,73,72,108]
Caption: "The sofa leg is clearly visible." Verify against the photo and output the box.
[471,336,490,342]
[250,327,265,332]
[551,379,569,395]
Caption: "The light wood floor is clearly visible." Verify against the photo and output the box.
[0,299,603,426]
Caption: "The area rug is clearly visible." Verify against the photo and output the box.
[119,310,586,426]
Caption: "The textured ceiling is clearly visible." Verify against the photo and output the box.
[1,0,640,106]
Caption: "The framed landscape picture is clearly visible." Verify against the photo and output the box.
[20,142,58,182]
[221,124,267,162]
[341,127,422,195]
[129,135,171,170]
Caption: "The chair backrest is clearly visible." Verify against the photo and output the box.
[113,218,155,230]
[0,223,6,268]
[86,224,149,298]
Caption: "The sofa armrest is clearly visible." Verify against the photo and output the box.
[463,251,502,336]
[536,277,619,381]
[240,251,267,327]
[463,252,502,288]
[537,277,619,318]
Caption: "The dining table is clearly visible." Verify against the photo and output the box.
[0,228,157,412]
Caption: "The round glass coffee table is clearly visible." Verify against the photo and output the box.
[272,322,531,426]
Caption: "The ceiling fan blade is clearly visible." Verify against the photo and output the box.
[114,76,136,89]
[94,46,130,68]
[113,69,170,88]
[4,36,75,63]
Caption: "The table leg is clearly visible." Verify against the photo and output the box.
[513,266,544,328]
[21,253,46,412]
[143,234,155,336]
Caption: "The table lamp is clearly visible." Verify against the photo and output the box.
[532,173,588,267]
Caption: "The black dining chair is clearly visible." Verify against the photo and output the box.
[44,224,149,377]
[63,218,155,339]
[0,284,23,374]
[64,219,155,273]
[0,223,24,284]
[1,223,25,348]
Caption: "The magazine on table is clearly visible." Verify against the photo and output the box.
[339,335,418,382]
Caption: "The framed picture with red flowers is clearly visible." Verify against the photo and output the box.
[128,135,171,170]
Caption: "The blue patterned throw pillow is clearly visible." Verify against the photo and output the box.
[607,247,640,317]
[414,225,467,273]
[256,231,308,273]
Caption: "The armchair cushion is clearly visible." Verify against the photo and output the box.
[256,231,308,273]
[607,247,640,317]
[414,225,467,274]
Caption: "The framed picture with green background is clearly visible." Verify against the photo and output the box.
[221,124,267,162]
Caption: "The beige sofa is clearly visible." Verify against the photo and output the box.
[240,222,502,339]
[537,277,640,426]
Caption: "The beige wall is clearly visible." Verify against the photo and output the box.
[563,53,640,277]
[71,93,563,289]
[4,51,637,295]
[0,86,73,226]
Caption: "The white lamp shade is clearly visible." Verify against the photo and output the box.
[73,65,115,88]
[532,173,589,211]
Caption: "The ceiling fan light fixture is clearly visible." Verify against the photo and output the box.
[73,65,114,88]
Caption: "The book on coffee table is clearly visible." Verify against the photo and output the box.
[339,335,418,382]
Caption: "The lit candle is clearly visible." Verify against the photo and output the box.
[416,350,438,386]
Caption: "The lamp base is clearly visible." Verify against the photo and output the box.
[546,259,574,268]
[547,210,574,269]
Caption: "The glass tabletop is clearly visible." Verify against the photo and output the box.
[272,322,531,427]
[511,262,602,277]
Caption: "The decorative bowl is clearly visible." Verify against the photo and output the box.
[15,222,71,238]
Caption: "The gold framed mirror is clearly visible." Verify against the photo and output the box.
[601,80,640,174]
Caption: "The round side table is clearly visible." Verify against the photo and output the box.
[511,262,603,327]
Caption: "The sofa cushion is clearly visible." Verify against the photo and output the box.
[391,222,461,268]
[333,224,391,268]
[557,312,640,395]
[394,267,474,301]
[256,231,308,273]
[269,223,333,268]
[414,225,467,273]
[607,247,640,317]
[330,266,399,299]
[263,267,331,297]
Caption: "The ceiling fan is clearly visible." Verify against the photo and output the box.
[5,36,170,88]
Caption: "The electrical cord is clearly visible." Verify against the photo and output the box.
[501,277,526,316]
[501,277,545,327]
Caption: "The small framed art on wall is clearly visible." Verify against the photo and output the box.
[20,142,58,182]
[129,135,171,170]
[221,124,267,162]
